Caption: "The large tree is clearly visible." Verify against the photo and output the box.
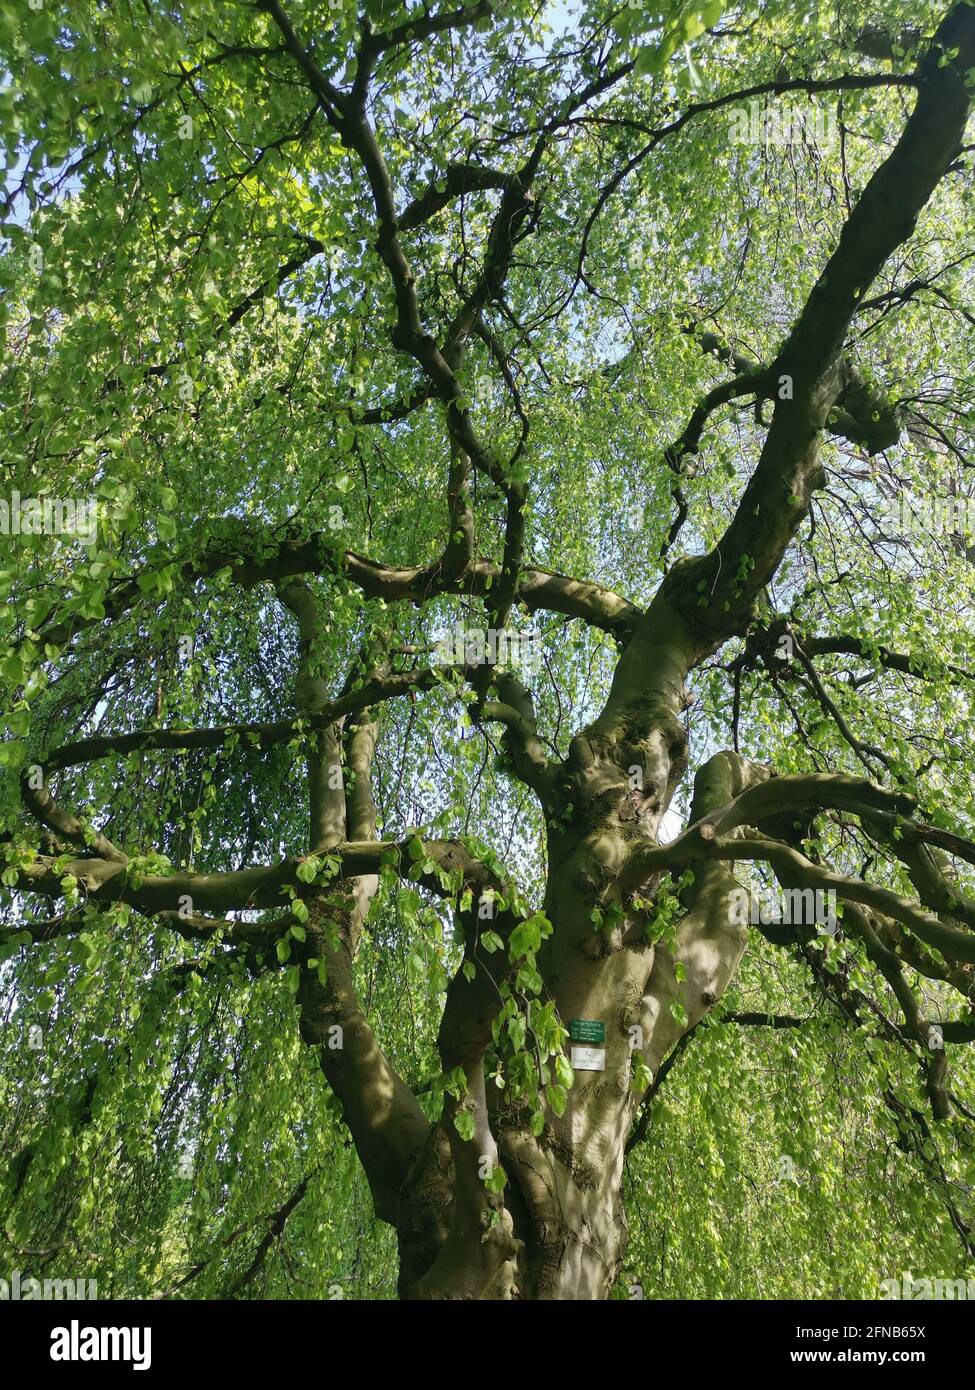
[2,0,975,1301]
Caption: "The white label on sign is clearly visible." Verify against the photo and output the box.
[570,1044,606,1072]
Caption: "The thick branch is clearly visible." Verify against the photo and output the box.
[666,5,975,644]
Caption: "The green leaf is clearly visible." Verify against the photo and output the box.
[453,1109,476,1142]
[545,1084,568,1118]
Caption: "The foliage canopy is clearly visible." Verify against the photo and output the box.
[1,0,975,1299]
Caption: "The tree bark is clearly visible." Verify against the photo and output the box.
[392,616,766,1299]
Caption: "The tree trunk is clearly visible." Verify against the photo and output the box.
[392,685,762,1299]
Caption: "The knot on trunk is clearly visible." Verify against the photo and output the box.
[617,785,660,823]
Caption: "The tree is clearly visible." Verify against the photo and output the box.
[2,0,975,1301]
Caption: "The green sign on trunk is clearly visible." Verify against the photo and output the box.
[569,1019,605,1044]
